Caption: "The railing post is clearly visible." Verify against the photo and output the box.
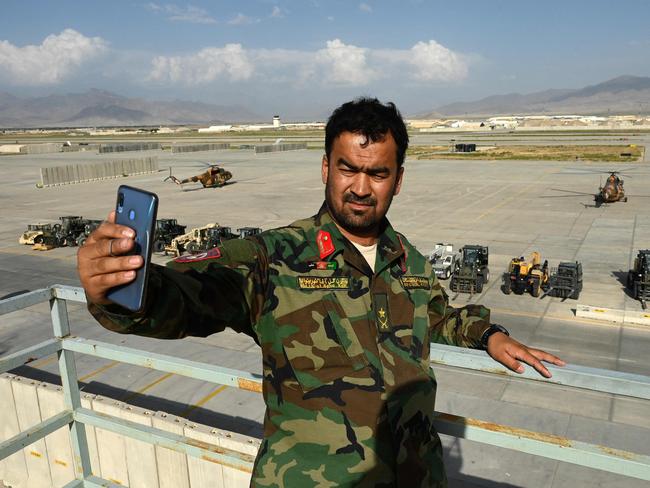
[50,294,93,479]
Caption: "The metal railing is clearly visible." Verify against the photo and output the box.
[1,285,650,487]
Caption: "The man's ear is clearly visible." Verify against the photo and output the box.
[393,166,404,196]
[321,155,329,185]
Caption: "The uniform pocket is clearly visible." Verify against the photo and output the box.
[281,292,365,392]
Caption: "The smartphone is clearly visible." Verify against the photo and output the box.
[106,185,158,312]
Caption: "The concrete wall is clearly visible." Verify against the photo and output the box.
[255,143,307,154]
[0,373,260,488]
[22,144,63,155]
[171,143,230,153]
[99,143,161,154]
[39,156,159,187]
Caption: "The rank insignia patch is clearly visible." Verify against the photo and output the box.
[400,276,430,289]
[373,293,391,331]
[297,276,350,290]
[316,230,335,260]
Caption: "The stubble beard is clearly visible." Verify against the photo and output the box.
[325,182,394,235]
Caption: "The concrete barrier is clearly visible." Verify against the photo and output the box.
[22,143,62,155]
[99,143,161,153]
[154,412,191,488]
[39,156,159,187]
[576,304,650,326]
[0,375,259,487]
[255,143,307,154]
[11,376,53,487]
[171,143,230,153]
[0,374,27,487]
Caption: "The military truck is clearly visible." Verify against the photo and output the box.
[544,262,583,300]
[449,245,489,294]
[428,243,459,280]
[19,223,54,245]
[237,227,262,239]
[627,250,650,309]
[164,223,235,257]
[503,252,549,297]
[76,219,102,247]
[153,219,187,252]
[52,216,87,247]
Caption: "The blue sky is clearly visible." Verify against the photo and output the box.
[1,1,649,118]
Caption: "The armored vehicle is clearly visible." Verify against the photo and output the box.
[503,252,549,297]
[19,223,54,245]
[428,243,459,280]
[627,250,650,309]
[153,219,187,253]
[450,245,489,294]
[165,223,235,257]
[544,262,583,300]
[237,227,262,239]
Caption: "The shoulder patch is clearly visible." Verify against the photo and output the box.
[400,276,430,289]
[174,247,221,263]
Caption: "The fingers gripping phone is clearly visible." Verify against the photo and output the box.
[106,185,158,312]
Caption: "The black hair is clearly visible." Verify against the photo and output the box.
[325,97,409,167]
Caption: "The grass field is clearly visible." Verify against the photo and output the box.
[408,144,645,162]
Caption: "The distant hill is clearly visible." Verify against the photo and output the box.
[0,89,261,128]
[420,75,650,117]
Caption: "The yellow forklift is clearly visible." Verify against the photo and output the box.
[502,252,549,297]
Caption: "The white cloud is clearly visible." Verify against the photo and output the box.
[316,39,376,85]
[359,3,372,13]
[145,39,467,87]
[149,44,254,84]
[228,13,259,25]
[270,6,284,18]
[0,29,107,85]
[147,3,217,24]
[408,40,467,81]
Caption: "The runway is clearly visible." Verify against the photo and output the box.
[1,131,649,487]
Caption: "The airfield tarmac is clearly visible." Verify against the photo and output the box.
[1,132,650,487]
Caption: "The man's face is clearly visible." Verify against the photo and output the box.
[322,131,403,238]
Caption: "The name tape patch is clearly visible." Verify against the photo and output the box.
[400,276,430,289]
[297,276,350,290]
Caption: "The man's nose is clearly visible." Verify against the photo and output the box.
[351,173,371,197]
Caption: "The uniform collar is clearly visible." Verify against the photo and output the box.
[312,202,404,276]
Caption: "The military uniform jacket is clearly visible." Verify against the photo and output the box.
[89,203,492,488]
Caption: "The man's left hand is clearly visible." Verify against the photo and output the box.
[486,332,565,378]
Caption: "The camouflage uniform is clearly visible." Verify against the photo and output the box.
[89,203,491,487]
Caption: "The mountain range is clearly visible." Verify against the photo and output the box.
[423,75,650,118]
[0,89,260,128]
[1,75,649,128]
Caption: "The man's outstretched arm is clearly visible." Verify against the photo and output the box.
[427,279,564,378]
[77,211,266,340]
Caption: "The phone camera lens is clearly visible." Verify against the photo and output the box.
[117,193,124,213]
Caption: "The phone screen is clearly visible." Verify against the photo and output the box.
[106,185,158,312]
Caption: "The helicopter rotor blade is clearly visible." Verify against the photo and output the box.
[547,188,596,196]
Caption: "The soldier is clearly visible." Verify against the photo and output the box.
[78,98,564,487]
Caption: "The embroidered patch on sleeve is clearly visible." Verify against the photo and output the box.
[174,247,221,263]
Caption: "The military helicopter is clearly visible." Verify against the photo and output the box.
[164,163,232,189]
[547,169,650,207]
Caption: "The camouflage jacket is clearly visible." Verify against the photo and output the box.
[89,203,492,488]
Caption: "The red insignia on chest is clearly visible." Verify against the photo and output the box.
[316,230,335,260]
[174,247,221,263]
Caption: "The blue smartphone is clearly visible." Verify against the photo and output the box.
[106,185,158,312]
